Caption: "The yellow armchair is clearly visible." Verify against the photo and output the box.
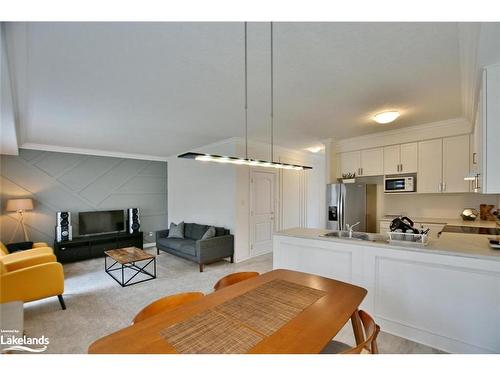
[0,241,66,309]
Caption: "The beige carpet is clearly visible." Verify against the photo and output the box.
[22,249,442,354]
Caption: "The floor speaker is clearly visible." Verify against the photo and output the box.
[55,211,73,242]
[127,208,140,234]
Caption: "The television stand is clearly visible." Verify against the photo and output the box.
[53,231,143,263]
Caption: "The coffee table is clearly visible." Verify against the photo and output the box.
[104,247,156,287]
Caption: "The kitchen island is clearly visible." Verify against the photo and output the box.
[273,228,500,353]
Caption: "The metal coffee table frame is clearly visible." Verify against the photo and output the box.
[105,254,156,287]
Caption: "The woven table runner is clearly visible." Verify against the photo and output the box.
[160,279,326,353]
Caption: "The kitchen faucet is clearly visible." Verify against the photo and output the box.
[346,222,360,238]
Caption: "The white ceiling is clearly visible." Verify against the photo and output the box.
[5,22,464,157]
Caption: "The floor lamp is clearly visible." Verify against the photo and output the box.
[6,198,34,243]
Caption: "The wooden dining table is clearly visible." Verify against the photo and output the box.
[88,269,367,354]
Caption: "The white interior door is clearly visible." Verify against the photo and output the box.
[250,170,276,256]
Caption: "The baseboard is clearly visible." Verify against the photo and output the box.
[143,242,156,248]
[377,316,495,354]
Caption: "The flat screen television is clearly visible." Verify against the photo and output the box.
[79,210,125,236]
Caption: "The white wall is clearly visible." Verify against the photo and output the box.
[168,137,326,263]
[0,24,19,155]
[167,140,237,233]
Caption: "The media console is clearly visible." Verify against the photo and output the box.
[54,231,143,263]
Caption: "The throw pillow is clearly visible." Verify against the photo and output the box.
[201,226,216,240]
[168,221,185,239]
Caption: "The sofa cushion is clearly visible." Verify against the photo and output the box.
[185,223,209,240]
[214,227,227,236]
[168,222,184,239]
[158,238,197,256]
[157,238,185,251]
[179,241,197,257]
[201,226,216,240]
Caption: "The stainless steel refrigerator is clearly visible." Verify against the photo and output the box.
[326,183,377,233]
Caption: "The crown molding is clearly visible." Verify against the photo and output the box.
[20,143,168,162]
[336,117,472,153]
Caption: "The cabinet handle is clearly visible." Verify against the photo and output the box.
[472,152,477,165]
[400,163,403,172]
[360,168,363,175]
[438,183,442,192]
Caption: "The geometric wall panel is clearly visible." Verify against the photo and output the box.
[0,149,167,245]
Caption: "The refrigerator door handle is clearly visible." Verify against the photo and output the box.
[338,187,343,231]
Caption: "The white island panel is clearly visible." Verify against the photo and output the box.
[274,229,500,353]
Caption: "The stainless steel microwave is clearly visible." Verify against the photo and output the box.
[384,175,416,193]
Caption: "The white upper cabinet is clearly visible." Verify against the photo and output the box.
[482,65,500,193]
[339,148,383,177]
[339,151,361,177]
[383,145,400,175]
[360,148,383,176]
[418,135,470,193]
[383,143,418,175]
[442,135,470,193]
[418,139,443,193]
[400,143,418,173]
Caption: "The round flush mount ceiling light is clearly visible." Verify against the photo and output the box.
[306,146,325,153]
[373,111,400,124]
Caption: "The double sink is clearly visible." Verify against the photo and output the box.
[320,230,382,242]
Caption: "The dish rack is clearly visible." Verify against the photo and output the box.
[387,232,429,246]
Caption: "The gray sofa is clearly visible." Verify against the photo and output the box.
[156,223,234,272]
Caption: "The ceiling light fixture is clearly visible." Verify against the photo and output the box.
[306,146,324,153]
[373,111,400,124]
[178,22,312,171]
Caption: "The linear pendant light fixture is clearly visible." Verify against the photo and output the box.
[178,22,312,171]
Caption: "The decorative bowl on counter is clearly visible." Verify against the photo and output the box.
[461,208,479,221]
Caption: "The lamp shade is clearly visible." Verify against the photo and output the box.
[6,198,34,212]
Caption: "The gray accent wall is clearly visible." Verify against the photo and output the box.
[0,149,167,245]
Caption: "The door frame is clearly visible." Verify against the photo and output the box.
[249,168,278,257]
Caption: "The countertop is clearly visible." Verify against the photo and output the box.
[380,215,499,228]
[274,227,500,261]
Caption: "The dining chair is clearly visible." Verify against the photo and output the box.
[321,310,380,354]
[213,271,260,291]
[132,292,204,324]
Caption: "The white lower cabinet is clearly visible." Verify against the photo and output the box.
[274,234,500,354]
